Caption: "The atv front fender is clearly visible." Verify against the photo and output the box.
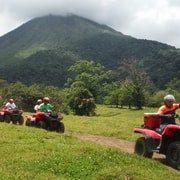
[134,127,161,139]
[26,115,36,121]
[163,124,180,136]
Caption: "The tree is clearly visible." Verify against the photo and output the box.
[104,82,121,107]
[0,82,29,110]
[66,60,111,104]
[68,81,96,116]
[119,59,152,109]
[147,90,167,107]
[119,80,134,109]
[166,78,180,90]
[0,82,69,113]
[65,60,111,115]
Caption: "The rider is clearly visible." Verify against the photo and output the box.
[157,94,180,129]
[5,99,17,110]
[39,97,53,112]
[156,94,180,150]
[34,99,42,112]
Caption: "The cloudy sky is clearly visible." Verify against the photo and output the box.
[1,0,180,48]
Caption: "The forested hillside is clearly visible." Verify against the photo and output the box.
[0,14,179,89]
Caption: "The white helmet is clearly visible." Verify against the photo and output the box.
[164,94,175,102]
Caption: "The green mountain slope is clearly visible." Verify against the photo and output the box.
[0,14,179,88]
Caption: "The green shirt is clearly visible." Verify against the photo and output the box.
[39,103,53,112]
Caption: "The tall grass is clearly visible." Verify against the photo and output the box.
[0,105,179,179]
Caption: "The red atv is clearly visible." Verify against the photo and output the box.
[134,113,180,169]
[0,108,24,125]
[26,111,65,133]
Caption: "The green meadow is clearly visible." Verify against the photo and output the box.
[0,105,180,179]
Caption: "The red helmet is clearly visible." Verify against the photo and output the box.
[43,97,50,102]
[37,99,42,103]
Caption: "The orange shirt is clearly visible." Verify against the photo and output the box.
[157,104,180,114]
[157,103,180,125]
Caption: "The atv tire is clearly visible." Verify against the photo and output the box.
[134,137,153,158]
[0,115,4,122]
[166,141,180,170]
[26,120,32,126]
[18,116,24,125]
[4,115,11,123]
[38,121,46,129]
[56,122,65,133]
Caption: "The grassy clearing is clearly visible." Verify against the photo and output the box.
[0,105,180,179]
[65,105,175,140]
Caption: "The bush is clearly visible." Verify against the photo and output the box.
[69,88,96,116]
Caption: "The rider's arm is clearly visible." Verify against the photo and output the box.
[13,103,17,109]
[172,103,180,110]
[157,105,166,114]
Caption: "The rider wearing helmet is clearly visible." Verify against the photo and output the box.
[156,95,180,150]
[39,97,53,112]
[157,94,180,126]
[5,98,17,110]
[34,99,42,112]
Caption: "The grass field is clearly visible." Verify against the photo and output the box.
[64,105,180,140]
[0,105,180,179]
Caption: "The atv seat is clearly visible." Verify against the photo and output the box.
[144,113,160,130]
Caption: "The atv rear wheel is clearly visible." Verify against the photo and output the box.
[166,141,180,170]
[4,115,11,123]
[134,137,153,158]
[37,121,46,129]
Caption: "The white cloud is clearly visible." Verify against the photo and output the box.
[1,0,180,48]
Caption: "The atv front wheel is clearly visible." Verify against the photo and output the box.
[56,122,65,133]
[166,141,180,170]
[18,116,24,125]
[0,115,4,122]
[134,137,153,158]
[26,120,31,126]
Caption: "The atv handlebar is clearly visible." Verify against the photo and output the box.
[158,114,179,119]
